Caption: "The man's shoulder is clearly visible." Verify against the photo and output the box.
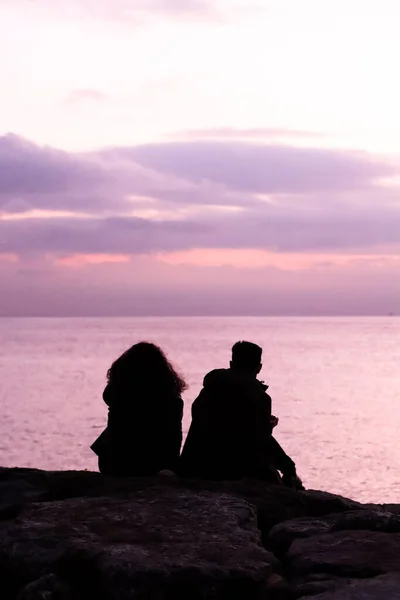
[203,369,268,396]
[203,368,230,387]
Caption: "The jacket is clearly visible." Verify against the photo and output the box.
[91,381,183,477]
[179,368,295,480]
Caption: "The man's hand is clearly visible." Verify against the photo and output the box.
[282,473,305,490]
[270,415,279,429]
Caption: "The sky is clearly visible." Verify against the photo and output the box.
[0,0,399,315]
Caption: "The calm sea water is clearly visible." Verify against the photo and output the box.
[0,316,399,502]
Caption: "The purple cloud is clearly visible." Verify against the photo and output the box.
[2,134,396,216]
[120,141,396,194]
[0,216,208,256]
[0,134,177,214]
[1,201,399,256]
[1,133,399,259]
[0,134,106,197]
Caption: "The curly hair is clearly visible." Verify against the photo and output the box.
[107,342,187,395]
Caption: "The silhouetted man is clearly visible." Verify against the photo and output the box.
[180,341,302,487]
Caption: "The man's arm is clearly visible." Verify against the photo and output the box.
[267,435,297,477]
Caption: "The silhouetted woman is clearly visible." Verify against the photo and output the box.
[91,342,185,476]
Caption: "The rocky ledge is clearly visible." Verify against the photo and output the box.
[0,467,398,599]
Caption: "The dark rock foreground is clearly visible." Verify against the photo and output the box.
[0,467,398,599]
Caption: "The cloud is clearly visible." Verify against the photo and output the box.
[0,215,208,256]
[2,133,396,215]
[1,198,399,257]
[170,127,327,141]
[1,133,399,261]
[0,134,186,214]
[122,141,397,194]
[0,134,107,199]
[67,89,109,105]
[56,254,130,267]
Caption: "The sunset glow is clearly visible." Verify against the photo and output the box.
[1,0,399,315]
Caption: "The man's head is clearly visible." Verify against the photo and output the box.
[230,341,262,377]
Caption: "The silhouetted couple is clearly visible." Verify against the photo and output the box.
[91,340,303,488]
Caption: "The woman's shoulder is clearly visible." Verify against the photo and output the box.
[162,390,184,406]
[159,391,184,414]
[175,394,184,411]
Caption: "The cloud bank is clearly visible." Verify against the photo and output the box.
[1,133,399,254]
[1,132,399,314]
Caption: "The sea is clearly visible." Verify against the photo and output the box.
[1,316,399,503]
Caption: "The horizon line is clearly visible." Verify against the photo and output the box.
[0,314,397,319]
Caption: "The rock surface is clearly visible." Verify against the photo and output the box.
[0,467,399,599]
[1,490,275,599]
[311,573,400,599]
[287,529,400,578]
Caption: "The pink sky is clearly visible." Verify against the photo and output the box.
[0,0,399,315]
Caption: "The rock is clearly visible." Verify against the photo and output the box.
[16,574,76,600]
[0,489,276,600]
[264,573,294,599]
[298,490,362,517]
[0,467,113,504]
[0,467,382,599]
[293,573,356,597]
[0,479,46,521]
[268,515,337,556]
[309,572,400,599]
[269,508,400,557]
[378,504,400,515]
[0,479,46,503]
[331,509,400,533]
[286,529,400,578]
[207,480,310,543]
[0,468,364,536]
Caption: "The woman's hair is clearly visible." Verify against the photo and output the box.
[107,342,187,394]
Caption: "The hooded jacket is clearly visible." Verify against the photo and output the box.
[179,368,295,480]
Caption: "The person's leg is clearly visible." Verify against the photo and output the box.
[261,463,283,484]
[98,454,112,475]
[268,436,304,489]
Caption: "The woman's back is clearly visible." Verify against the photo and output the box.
[91,342,185,477]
